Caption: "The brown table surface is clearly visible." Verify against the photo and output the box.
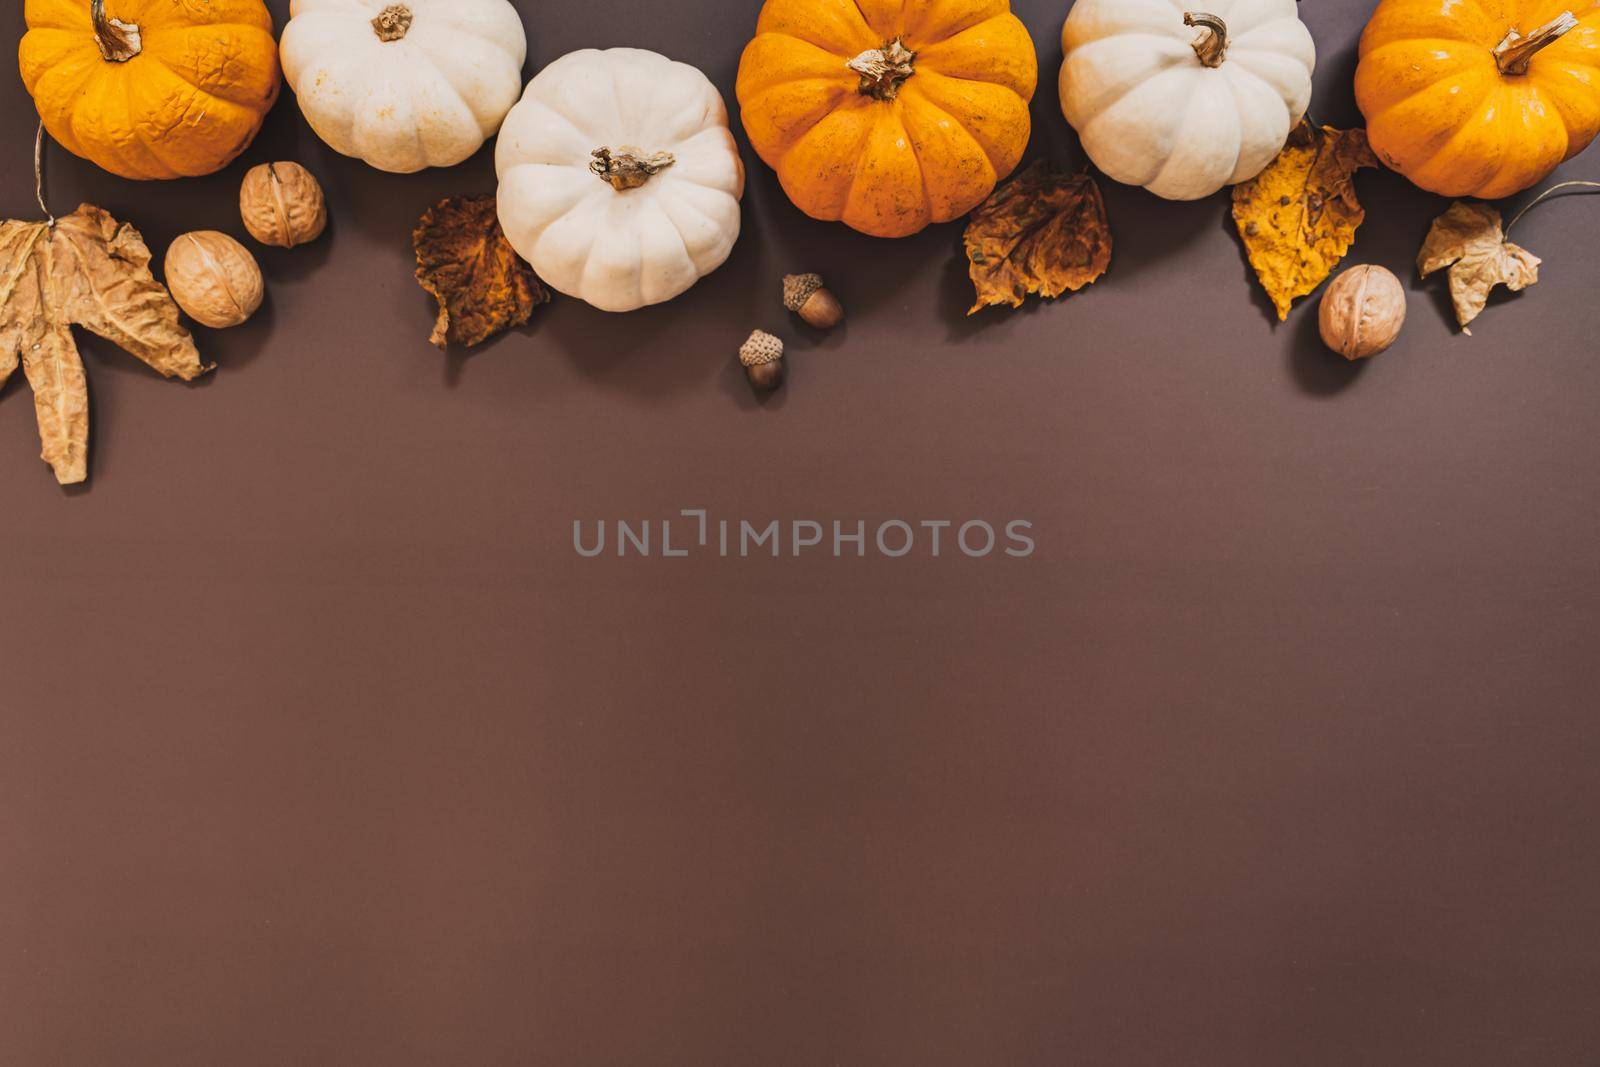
[5,1,1599,1064]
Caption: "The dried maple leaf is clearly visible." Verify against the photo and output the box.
[966,163,1111,314]
[1,204,210,485]
[414,195,548,349]
[1417,200,1540,334]
[1232,123,1378,321]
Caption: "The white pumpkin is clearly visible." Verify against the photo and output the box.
[1059,0,1315,200]
[280,0,527,174]
[495,48,744,313]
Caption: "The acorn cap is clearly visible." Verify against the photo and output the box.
[782,273,825,312]
[739,330,784,366]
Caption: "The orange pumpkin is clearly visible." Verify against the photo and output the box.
[736,0,1037,238]
[20,0,281,181]
[1355,0,1600,199]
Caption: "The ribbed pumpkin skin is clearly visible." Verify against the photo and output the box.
[736,0,1037,238]
[1355,0,1600,199]
[20,0,281,181]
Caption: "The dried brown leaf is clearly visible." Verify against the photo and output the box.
[966,163,1111,314]
[1232,123,1378,320]
[1,204,209,485]
[414,195,548,349]
[1417,200,1540,334]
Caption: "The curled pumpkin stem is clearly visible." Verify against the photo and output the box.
[1183,12,1229,68]
[90,0,142,62]
[1494,11,1578,75]
[590,147,676,191]
[847,39,916,100]
[371,4,414,42]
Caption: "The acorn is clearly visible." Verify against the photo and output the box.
[782,273,844,330]
[739,330,785,391]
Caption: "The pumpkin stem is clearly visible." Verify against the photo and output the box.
[1494,11,1579,75]
[590,147,676,191]
[1183,12,1229,68]
[372,4,414,42]
[846,39,917,101]
[90,0,142,62]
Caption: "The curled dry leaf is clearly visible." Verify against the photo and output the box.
[966,163,1111,314]
[414,195,548,349]
[1,204,210,485]
[1417,200,1539,334]
[1232,123,1378,320]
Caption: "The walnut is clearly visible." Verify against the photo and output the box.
[164,232,264,329]
[239,162,327,248]
[1318,264,1405,360]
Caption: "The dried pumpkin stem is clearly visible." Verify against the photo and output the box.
[847,39,917,101]
[1183,12,1229,68]
[589,147,676,191]
[1494,11,1579,75]
[372,4,414,42]
[1506,179,1600,235]
[90,0,142,62]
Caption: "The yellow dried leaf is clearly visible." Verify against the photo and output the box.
[414,195,548,349]
[1232,123,1378,320]
[1417,200,1540,334]
[966,163,1112,314]
[1,205,210,486]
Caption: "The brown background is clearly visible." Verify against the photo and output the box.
[4,0,1599,1063]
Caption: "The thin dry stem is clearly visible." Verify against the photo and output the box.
[34,123,53,225]
[1507,180,1600,235]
